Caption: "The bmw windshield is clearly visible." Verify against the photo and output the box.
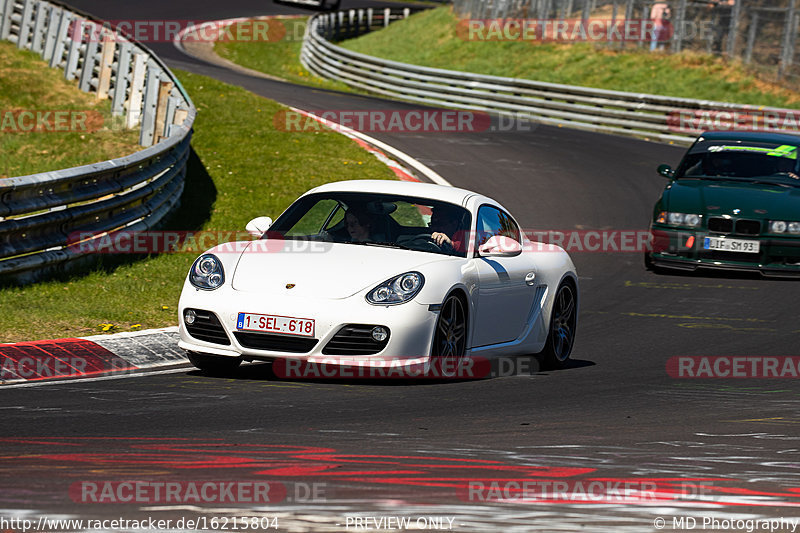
[675,140,800,185]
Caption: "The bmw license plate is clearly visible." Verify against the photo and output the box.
[237,312,315,337]
[703,236,760,254]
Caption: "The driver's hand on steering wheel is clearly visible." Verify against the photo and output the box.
[431,231,453,248]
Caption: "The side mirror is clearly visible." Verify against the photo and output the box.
[245,216,272,237]
[478,235,522,257]
[657,164,675,179]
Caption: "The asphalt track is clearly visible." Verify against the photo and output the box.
[4,1,800,531]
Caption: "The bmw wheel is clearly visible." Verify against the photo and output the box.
[431,294,467,377]
[540,281,577,370]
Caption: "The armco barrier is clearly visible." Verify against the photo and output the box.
[0,0,195,284]
[300,8,792,146]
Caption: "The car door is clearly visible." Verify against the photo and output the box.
[471,205,539,347]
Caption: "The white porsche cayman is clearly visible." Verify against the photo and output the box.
[178,180,578,377]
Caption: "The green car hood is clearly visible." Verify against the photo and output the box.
[664,179,800,220]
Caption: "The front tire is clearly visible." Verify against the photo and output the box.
[187,351,242,374]
[539,281,577,370]
[431,293,467,377]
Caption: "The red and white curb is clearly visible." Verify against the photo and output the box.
[0,327,186,386]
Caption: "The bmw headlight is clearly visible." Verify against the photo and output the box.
[657,211,702,228]
[769,220,800,234]
[366,272,424,305]
[190,254,225,290]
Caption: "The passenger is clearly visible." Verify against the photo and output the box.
[345,207,373,242]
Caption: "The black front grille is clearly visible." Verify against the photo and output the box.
[707,217,762,236]
[322,324,390,355]
[708,217,733,233]
[233,332,318,353]
[735,219,761,235]
[185,309,230,345]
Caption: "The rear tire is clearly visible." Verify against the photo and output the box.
[187,352,242,374]
[539,281,577,370]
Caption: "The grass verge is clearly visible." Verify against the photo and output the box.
[0,69,397,343]
[212,7,800,108]
[0,41,141,178]
[214,17,351,92]
[339,7,800,108]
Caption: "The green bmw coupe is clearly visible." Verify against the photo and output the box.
[646,131,800,277]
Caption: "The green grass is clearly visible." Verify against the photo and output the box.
[0,69,398,343]
[0,41,141,178]
[214,18,351,92]
[338,7,800,108]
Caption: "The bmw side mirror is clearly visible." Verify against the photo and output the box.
[245,216,273,237]
[657,164,675,179]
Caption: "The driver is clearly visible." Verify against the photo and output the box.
[429,205,465,253]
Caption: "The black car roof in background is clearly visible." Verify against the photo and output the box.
[698,130,800,145]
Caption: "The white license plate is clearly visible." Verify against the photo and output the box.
[237,312,315,337]
[703,236,760,253]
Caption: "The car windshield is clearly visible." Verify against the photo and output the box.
[267,192,471,257]
[675,140,800,185]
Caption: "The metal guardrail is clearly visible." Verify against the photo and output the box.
[300,8,794,146]
[0,0,195,284]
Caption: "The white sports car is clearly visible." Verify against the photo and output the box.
[178,180,578,377]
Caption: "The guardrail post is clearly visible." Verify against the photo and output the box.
[96,31,115,99]
[139,61,161,146]
[49,9,70,67]
[78,22,99,92]
[403,7,410,19]
[347,9,354,38]
[383,7,390,28]
[31,1,49,53]
[367,8,373,31]
[0,0,14,40]
[43,5,60,62]
[164,96,178,137]
[744,10,758,64]
[154,80,174,142]
[17,0,34,49]
[356,9,363,36]
[671,0,686,53]
[126,52,146,129]
[725,0,741,57]
[112,41,132,115]
[173,107,188,131]
[64,18,82,80]
[780,0,798,78]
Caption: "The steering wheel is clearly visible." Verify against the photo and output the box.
[398,233,442,253]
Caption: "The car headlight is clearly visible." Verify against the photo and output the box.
[769,220,800,234]
[366,272,424,305]
[657,211,702,228]
[190,254,225,290]
[770,221,787,233]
